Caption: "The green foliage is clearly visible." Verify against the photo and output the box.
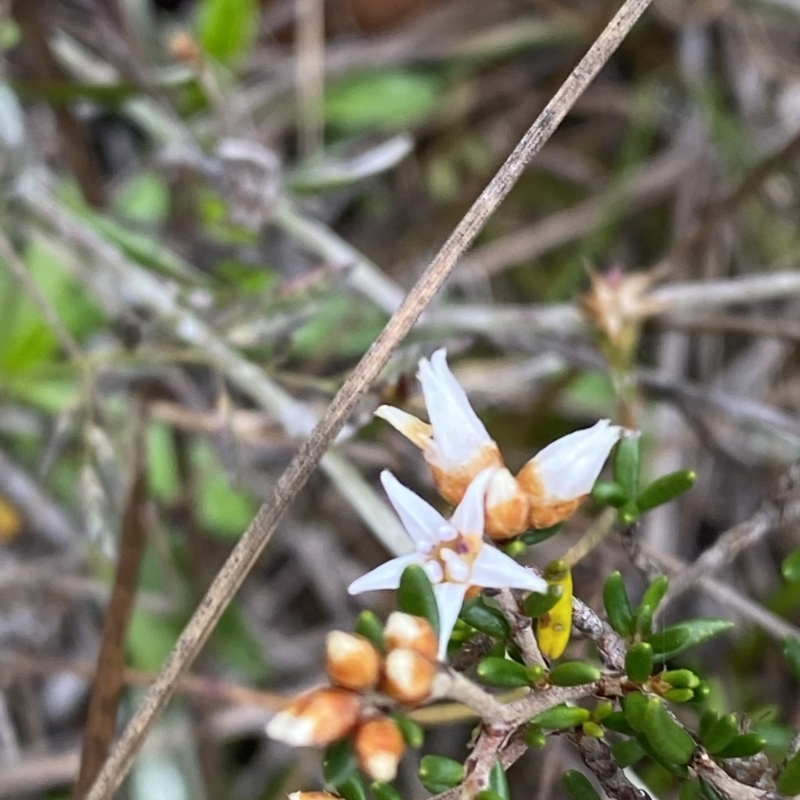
[591,480,628,508]
[418,755,465,793]
[127,607,185,672]
[637,471,696,513]
[392,713,424,749]
[397,564,439,634]
[548,661,601,686]
[603,571,635,637]
[488,761,510,800]
[520,523,563,547]
[355,610,386,653]
[647,619,734,661]
[324,739,358,788]
[196,0,258,62]
[642,698,696,766]
[113,172,170,222]
[613,434,640,500]
[713,733,765,759]
[371,783,403,800]
[532,704,590,729]
[611,739,646,768]
[636,575,669,636]
[210,604,269,681]
[782,550,800,583]
[460,597,511,639]
[522,583,563,617]
[625,642,654,683]
[562,771,602,800]
[325,70,443,132]
[777,749,800,796]
[477,656,533,688]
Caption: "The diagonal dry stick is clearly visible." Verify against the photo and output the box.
[80,1,655,797]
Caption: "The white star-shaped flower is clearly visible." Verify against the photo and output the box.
[348,468,547,661]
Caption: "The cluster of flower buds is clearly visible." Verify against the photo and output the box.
[376,349,623,538]
[266,612,438,782]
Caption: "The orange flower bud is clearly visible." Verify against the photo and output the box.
[516,459,583,529]
[325,631,381,691]
[168,31,201,65]
[289,793,341,800]
[484,467,530,540]
[381,648,436,705]
[266,688,361,747]
[428,445,504,507]
[384,613,437,661]
[353,717,406,782]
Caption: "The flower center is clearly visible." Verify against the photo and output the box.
[425,533,482,584]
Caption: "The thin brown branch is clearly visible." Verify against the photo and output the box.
[73,407,147,800]
[77,3,657,797]
[570,732,652,800]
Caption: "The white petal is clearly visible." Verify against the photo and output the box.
[430,350,489,436]
[380,471,448,547]
[348,554,420,594]
[441,550,470,582]
[374,406,432,450]
[432,581,468,661]
[418,353,491,465]
[424,560,444,583]
[532,420,623,500]
[450,468,495,536]
[470,546,548,593]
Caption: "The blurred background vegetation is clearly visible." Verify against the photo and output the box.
[2,0,800,798]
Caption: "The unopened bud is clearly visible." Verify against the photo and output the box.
[266,688,361,747]
[384,613,437,661]
[289,793,340,800]
[353,717,405,782]
[484,468,530,541]
[325,631,381,691]
[168,31,201,65]
[382,648,436,705]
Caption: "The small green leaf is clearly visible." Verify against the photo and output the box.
[702,715,740,755]
[643,698,696,765]
[637,470,696,512]
[524,724,547,748]
[418,755,465,793]
[398,565,439,635]
[488,761,510,800]
[323,739,357,788]
[338,776,368,800]
[476,657,532,688]
[613,433,641,499]
[522,584,563,618]
[714,733,766,759]
[460,598,510,639]
[680,779,702,800]
[196,0,258,62]
[355,610,385,653]
[636,575,669,636]
[532,704,590,730]
[603,571,634,637]
[647,619,733,660]
[625,642,654,684]
[663,688,695,703]
[660,669,699,689]
[604,711,635,735]
[581,721,604,738]
[475,791,505,800]
[548,661,601,687]
[593,700,614,720]
[371,783,403,800]
[621,692,648,732]
[783,549,800,583]
[777,750,800,796]
[611,739,646,768]
[521,524,563,546]
[562,771,602,800]
[634,734,690,778]
[591,480,628,507]
[698,778,724,800]
[391,713,424,749]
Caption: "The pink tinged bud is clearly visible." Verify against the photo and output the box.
[266,688,361,747]
[325,631,382,691]
[484,467,530,540]
[381,648,436,705]
[289,793,341,800]
[353,718,406,783]
[517,420,623,528]
[384,612,438,661]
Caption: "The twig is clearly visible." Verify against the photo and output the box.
[495,588,547,669]
[74,3,658,797]
[569,732,652,800]
[294,0,325,157]
[72,408,147,800]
